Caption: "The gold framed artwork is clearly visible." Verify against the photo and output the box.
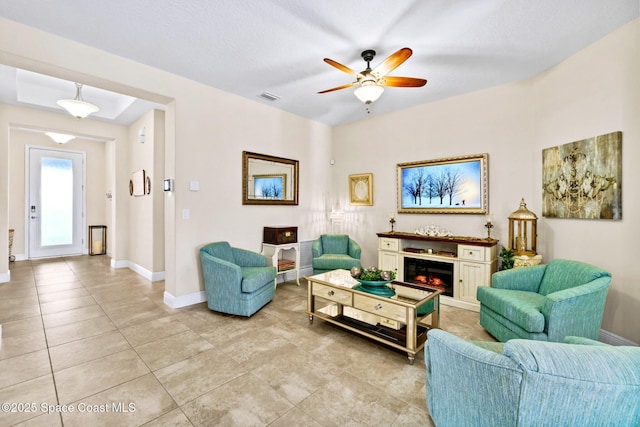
[397,154,488,214]
[349,173,373,206]
[542,131,621,220]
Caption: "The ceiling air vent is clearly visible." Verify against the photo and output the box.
[259,91,281,101]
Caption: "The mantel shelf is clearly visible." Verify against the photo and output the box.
[377,231,498,247]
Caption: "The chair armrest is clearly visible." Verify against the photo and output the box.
[231,247,268,267]
[542,276,611,342]
[563,336,610,346]
[491,265,546,292]
[311,239,322,258]
[200,252,243,286]
[348,239,361,260]
[425,330,522,427]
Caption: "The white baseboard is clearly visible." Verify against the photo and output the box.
[110,259,165,282]
[11,253,27,262]
[163,290,206,309]
[599,329,638,346]
[0,271,9,283]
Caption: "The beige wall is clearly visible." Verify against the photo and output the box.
[127,110,165,275]
[332,19,639,343]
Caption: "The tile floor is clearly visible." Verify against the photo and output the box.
[0,256,495,426]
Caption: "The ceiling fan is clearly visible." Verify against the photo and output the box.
[318,47,427,105]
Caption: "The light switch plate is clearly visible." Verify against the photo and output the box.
[189,181,199,191]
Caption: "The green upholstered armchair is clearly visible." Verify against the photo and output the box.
[200,242,277,317]
[477,259,611,342]
[311,234,362,274]
[425,329,640,427]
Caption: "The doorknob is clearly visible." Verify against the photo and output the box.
[30,216,39,219]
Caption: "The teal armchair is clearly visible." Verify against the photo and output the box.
[200,242,277,317]
[425,329,640,427]
[312,234,361,274]
[477,259,611,342]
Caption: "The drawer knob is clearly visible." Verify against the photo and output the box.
[328,290,334,296]
[374,303,383,311]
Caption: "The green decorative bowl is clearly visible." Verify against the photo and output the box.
[355,279,391,287]
[354,279,396,297]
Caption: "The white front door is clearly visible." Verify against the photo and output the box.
[28,147,85,258]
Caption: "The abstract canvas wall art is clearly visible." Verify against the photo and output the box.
[542,131,621,220]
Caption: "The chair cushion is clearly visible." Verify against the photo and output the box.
[478,288,547,333]
[320,234,349,255]
[313,254,360,271]
[538,259,611,296]
[240,267,275,293]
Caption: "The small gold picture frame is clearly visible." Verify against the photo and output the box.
[349,173,373,206]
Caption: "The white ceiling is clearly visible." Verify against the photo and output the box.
[0,1,638,126]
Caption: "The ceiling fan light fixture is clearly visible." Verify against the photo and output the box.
[45,132,75,144]
[57,83,99,119]
[354,82,384,104]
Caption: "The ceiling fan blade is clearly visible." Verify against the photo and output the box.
[317,82,357,94]
[380,76,427,87]
[324,58,359,77]
[372,47,413,78]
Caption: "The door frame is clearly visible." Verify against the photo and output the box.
[25,145,87,259]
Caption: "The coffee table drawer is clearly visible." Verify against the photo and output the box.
[353,294,406,321]
[312,283,353,306]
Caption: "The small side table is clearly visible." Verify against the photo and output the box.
[514,254,543,268]
[261,242,300,286]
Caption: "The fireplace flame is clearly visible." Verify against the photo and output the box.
[414,275,446,290]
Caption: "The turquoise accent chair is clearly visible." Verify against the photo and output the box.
[425,329,640,427]
[477,259,611,342]
[312,234,362,274]
[200,242,277,317]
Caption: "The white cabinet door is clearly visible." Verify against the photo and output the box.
[379,251,399,272]
[459,261,487,303]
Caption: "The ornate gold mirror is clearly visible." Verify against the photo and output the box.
[242,151,299,205]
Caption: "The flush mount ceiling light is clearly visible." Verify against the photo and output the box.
[45,132,75,144]
[57,82,99,119]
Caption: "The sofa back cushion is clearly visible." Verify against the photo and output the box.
[538,259,611,296]
[320,234,349,255]
[201,241,235,263]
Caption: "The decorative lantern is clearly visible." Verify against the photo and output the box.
[508,199,538,256]
[89,225,107,256]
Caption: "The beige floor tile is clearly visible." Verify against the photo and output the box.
[36,287,90,303]
[39,295,97,315]
[35,280,85,294]
[12,411,63,426]
[0,374,57,426]
[0,284,37,299]
[154,348,246,405]
[297,373,409,427]
[142,408,193,426]
[61,374,177,427]
[48,330,131,371]
[268,407,324,427]
[0,329,47,360]
[0,301,40,323]
[0,349,51,389]
[54,349,150,404]
[119,315,190,347]
[134,330,214,371]
[41,304,106,328]
[45,315,117,347]
[181,372,294,426]
[0,316,44,337]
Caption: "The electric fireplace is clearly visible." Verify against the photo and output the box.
[404,257,454,297]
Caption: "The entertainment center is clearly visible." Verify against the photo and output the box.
[377,232,498,311]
